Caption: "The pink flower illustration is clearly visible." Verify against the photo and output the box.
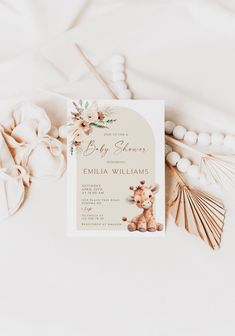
[83,110,98,123]
[79,120,93,135]
[98,112,105,121]
[69,100,117,155]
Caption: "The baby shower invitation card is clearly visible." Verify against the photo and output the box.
[67,100,165,237]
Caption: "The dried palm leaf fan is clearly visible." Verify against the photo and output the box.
[167,162,226,250]
[201,154,235,189]
[166,135,235,189]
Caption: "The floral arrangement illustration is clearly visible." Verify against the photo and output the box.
[122,180,163,232]
[68,100,117,155]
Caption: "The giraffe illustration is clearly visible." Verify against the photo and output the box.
[122,180,163,232]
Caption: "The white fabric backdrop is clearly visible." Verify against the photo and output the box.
[0,1,235,335]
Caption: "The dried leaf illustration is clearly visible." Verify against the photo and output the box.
[167,163,226,250]
[201,154,235,189]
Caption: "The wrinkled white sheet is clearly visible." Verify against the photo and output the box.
[0,1,235,336]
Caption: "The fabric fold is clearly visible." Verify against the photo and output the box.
[0,128,29,219]
[3,102,66,182]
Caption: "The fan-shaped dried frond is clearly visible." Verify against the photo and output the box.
[167,164,226,249]
[201,155,235,189]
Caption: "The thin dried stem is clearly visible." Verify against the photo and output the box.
[75,43,118,99]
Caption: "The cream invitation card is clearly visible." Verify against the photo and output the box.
[67,100,165,237]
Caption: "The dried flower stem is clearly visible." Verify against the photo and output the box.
[75,43,118,99]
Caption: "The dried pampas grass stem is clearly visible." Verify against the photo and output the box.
[75,43,118,99]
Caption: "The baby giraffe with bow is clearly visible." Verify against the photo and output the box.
[122,180,163,232]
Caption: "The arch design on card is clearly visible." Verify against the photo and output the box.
[67,99,165,236]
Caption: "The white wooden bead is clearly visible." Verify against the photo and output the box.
[177,158,191,173]
[118,89,132,99]
[112,64,125,72]
[58,125,67,139]
[184,131,197,145]
[165,121,175,135]
[211,133,224,146]
[112,72,125,81]
[111,54,125,64]
[166,152,180,166]
[49,126,59,138]
[173,125,187,140]
[114,81,127,90]
[165,144,172,156]
[187,164,200,179]
[197,133,211,146]
[224,134,235,149]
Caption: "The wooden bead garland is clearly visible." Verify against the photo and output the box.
[111,54,132,99]
[184,131,197,145]
[165,120,235,152]
[165,144,210,185]
[172,125,187,140]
